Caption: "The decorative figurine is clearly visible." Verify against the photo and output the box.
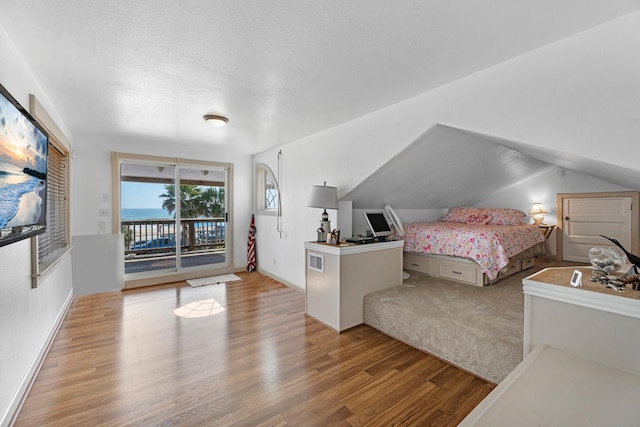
[601,235,640,274]
[618,274,640,290]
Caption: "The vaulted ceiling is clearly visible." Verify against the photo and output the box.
[2,1,640,155]
[342,125,550,209]
[342,125,640,209]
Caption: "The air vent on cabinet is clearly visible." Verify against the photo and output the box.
[308,253,324,272]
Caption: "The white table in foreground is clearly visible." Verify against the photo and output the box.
[304,240,403,332]
[460,267,640,426]
[522,266,640,375]
[459,343,640,427]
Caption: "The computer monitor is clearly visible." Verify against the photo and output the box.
[363,212,393,238]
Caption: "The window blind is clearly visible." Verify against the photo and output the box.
[37,140,69,266]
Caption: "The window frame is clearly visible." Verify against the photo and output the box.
[255,163,280,216]
[29,95,72,288]
[112,152,235,289]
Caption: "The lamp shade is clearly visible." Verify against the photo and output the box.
[309,182,338,209]
[529,203,549,215]
[529,202,549,225]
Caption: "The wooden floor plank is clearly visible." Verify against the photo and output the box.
[15,272,493,426]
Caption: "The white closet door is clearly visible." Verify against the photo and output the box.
[562,196,631,262]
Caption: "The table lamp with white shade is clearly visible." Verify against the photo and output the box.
[309,182,338,242]
[529,203,549,225]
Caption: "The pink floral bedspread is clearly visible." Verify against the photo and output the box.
[402,222,545,280]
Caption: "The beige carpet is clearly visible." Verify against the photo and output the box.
[363,259,584,384]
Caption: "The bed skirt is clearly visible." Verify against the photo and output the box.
[509,241,547,260]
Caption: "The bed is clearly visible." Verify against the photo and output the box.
[397,207,546,286]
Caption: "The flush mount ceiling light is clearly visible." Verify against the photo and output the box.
[203,114,229,127]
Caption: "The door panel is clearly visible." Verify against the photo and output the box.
[178,166,228,270]
[121,163,177,275]
[562,197,631,262]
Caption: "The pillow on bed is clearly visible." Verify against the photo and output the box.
[466,212,491,225]
[441,207,490,224]
[481,208,526,225]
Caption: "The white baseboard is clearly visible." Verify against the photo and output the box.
[257,269,304,292]
[3,290,74,427]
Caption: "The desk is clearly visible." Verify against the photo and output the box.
[304,240,403,332]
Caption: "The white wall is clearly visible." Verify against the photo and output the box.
[71,132,254,272]
[477,167,631,226]
[476,167,631,256]
[254,11,640,290]
[0,26,74,425]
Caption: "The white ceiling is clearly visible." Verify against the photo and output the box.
[2,1,640,155]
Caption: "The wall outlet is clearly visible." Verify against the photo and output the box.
[99,208,110,217]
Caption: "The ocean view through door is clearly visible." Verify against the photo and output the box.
[178,166,227,271]
[116,155,232,287]
[122,164,177,274]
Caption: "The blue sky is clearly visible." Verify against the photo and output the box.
[121,182,167,209]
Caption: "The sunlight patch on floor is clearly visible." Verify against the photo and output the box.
[174,298,226,318]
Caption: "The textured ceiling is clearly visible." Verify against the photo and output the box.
[2,1,640,154]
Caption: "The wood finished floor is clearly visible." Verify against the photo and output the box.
[16,272,494,426]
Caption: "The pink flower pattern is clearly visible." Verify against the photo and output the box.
[403,222,544,280]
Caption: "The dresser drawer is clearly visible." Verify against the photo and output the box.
[403,254,431,274]
[498,260,521,278]
[439,262,478,284]
[521,258,535,270]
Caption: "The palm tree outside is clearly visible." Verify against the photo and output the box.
[200,187,225,217]
[159,184,226,249]
[159,184,225,218]
[121,163,228,275]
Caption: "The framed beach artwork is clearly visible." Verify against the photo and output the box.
[0,83,49,248]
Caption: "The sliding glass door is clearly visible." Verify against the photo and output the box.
[115,154,232,287]
[121,163,178,274]
[177,166,227,270]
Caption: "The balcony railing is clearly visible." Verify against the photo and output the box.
[122,217,225,257]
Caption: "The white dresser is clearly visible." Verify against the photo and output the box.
[304,240,403,332]
[461,266,640,426]
[522,266,640,374]
[459,343,640,426]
